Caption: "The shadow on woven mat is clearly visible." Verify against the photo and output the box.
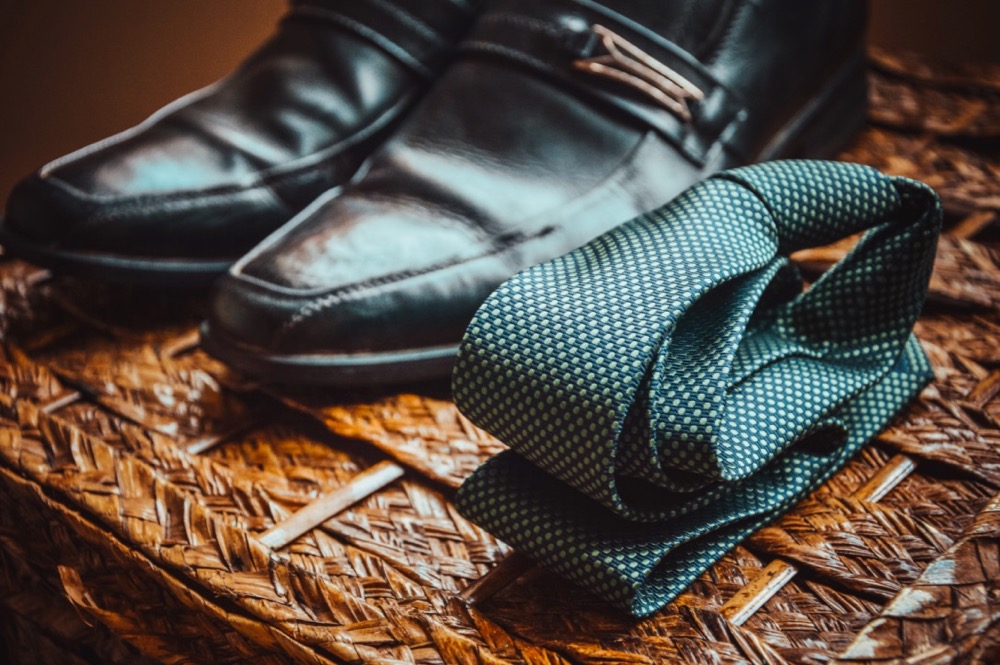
[0,49,998,665]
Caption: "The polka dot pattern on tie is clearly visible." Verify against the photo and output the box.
[452,160,942,616]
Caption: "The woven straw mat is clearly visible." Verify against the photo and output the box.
[0,49,998,664]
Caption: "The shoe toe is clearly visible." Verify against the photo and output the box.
[206,272,308,354]
[202,178,529,387]
[206,256,413,360]
[3,173,94,247]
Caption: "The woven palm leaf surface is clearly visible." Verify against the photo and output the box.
[1,49,999,664]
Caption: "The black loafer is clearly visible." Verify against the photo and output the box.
[204,0,869,384]
[0,0,481,285]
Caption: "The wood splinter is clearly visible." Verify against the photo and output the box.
[258,460,405,550]
[184,422,259,456]
[459,551,536,606]
[720,453,918,625]
[159,329,202,360]
[40,391,83,415]
[35,329,198,419]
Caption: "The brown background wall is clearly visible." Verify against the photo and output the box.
[1,0,998,205]
[0,0,285,204]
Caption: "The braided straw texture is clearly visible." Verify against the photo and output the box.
[1,50,999,664]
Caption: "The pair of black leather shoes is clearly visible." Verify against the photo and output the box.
[2,0,869,386]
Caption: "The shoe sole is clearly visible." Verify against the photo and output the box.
[0,220,231,287]
[199,322,459,387]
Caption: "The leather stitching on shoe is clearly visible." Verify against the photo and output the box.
[272,227,557,345]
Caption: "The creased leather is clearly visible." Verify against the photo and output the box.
[3,0,482,263]
[208,0,869,374]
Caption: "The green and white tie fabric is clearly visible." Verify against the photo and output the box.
[453,160,941,617]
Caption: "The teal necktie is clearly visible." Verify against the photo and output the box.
[452,160,941,617]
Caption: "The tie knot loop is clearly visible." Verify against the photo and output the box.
[719,160,915,254]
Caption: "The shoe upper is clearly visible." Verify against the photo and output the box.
[3,0,481,261]
[209,0,869,361]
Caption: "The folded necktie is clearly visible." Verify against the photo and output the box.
[452,160,941,616]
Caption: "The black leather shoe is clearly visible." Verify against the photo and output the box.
[203,0,869,385]
[0,0,481,285]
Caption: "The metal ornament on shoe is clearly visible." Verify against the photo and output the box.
[574,24,705,122]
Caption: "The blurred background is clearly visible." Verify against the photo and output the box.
[1,0,999,204]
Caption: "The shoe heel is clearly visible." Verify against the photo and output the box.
[758,53,868,161]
